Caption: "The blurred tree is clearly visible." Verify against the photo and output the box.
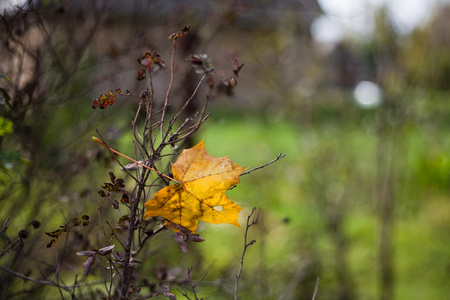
[0,2,114,297]
[371,8,400,300]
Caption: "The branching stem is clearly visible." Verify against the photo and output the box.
[92,136,178,183]
[0,265,106,292]
[235,207,260,300]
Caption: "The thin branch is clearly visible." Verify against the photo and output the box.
[240,153,286,176]
[71,274,78,300]
[120,160,152,298]
[92,135,177,183]
[184,266,208,300]
[160,39,178,139]
[145,78,156,155]
[0,238,20,258]
[172,112,211,144]
[169,74,207,128]
[194,270,208,287]
[158,73,207,146]
[185,267,199,300]
[55,236,69,300]
[235,207,260,300]
[94,130,140,183]
[0,265,106,292]
[155,75,211,155]
[105,220,126,249]
[180,286,193,300]
[166,85,212,145]
[134,224,167,255]
[0,215,11,233]
[312,277,321,300]
[106,258,114,297]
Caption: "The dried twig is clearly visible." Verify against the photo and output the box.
[312,277,321,300]
[160,38,178,139]
[178,267,207,300]
[190,267,207,299]
[0,265,106,292]
[92,134,176,183]
[118,31,212,299]
[0,216,10,233]
[240,153,286,176]
[235,207,260,300]
[228,153,286,190]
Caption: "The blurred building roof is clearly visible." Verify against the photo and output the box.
[31,0,323,29]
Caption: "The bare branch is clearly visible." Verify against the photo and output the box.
[160,39,178,139]
[94,130,139,183]
[312,277,321,300]
[240,153,286,176]
[0,216,11,233]
[0,265,106,292]
[235,207,260,300]
[93,132,176,183]
[187,267,201,300]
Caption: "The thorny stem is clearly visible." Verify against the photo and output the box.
[235,207,260,300]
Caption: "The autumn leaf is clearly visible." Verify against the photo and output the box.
[45,215,90,248]
[144,139,246,233]
[137,51,166,80]
[188,54,215,74]
[92,89,123,110]
[231,56,244,77]
[92,91,115,109]
[169,25,190,39]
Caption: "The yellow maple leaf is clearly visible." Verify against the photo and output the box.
[144,139,246,233]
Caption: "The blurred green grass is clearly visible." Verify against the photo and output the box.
[183,107,450,299]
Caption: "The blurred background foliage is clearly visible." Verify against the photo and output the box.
[0,0,449,299]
